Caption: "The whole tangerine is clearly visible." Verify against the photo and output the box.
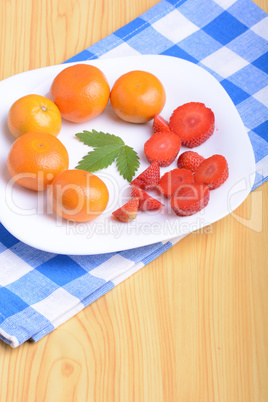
[49,169,109,222]
[7,131,69,191]
[110,70,166,123]
[8,94,62,139]
[50,63,110,123]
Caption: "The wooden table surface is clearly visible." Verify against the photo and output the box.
[0,1,267,401]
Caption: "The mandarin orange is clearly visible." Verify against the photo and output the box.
[7,94,62,138]
[7,131,69,191]
[49,169,109,222]
[110,70,166,123]
[50,63,110,123]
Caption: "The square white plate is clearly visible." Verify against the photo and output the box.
[0,55,255,255]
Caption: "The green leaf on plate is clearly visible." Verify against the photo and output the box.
[75,129,124,148]
[76,129,140,181]
[116,145,140,182]
[76,145,122,172]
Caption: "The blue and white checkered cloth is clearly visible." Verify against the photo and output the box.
[1,0,267,347]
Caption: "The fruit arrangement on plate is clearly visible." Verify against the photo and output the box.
[5,62,229,224]
[114,103,228,222]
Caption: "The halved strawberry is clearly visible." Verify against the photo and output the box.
[153,114,170,133]
[131,186,164,211]
[158,168,194,198]
[131,161,160,191]
[144,131,181,167]
[112,197,139,222]
[194,154,229,190]
[170,183,210,216]
[169,102,215,148]
[177,151,205,172]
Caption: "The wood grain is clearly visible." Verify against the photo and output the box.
[0,0,267,401]
[0,0,161,80]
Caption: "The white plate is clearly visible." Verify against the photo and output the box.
[0,55,255,255]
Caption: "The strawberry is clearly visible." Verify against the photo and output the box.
[153,114,170,133]
[131,186,164,211]
[144,131,181,167]
[131,161,160,191]
[194,154,229,190]
[177,151,205,172]
[170,183,210,216]
[169,102,215,148]
[112,197,139,222]
[158,168,194,198]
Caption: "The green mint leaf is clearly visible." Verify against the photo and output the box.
[76,129,140,182]
[116,145,140,182]
[76,145,122,172]
[76,129,124,148]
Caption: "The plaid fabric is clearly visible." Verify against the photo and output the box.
[0,0,267,347]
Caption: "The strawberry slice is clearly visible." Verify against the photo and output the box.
[194,154,229,190]
[144,131,181,167]
[112,197,139,222]
[131,161,160,191]
[153,114,170,133]
[177,151,205,172]
[158,168,194,198]
[169,102,215,148]
[170,183,210,216]
[131,186,164,211]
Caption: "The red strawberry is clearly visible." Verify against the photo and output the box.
[131,186,164,211]
[144,131,181,167]
[194,154,229,190]
[131,161,160,191]
[169,102,215,148]
[153,114,170,133]
[112,197,139,222]
[177,151,205,172]
[170,183,210,216]
[158,168,194,198]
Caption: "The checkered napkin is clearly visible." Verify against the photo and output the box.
[0,0,267,347]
